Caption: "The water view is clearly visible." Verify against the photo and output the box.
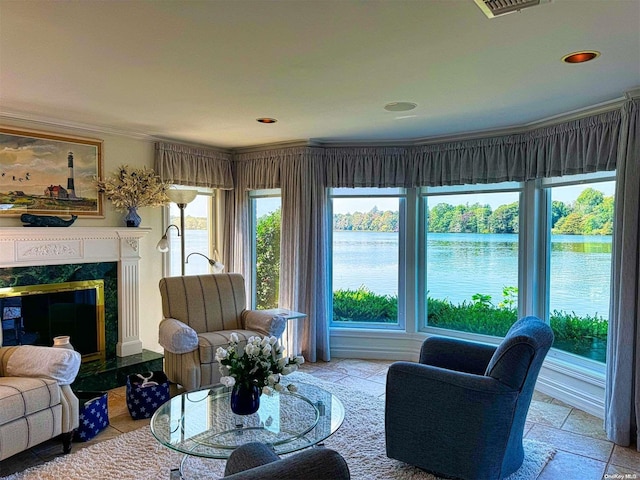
[333,230,612,319]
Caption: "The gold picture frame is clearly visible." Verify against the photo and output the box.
[0,127,104,217]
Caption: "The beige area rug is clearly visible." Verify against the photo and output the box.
[3,372,555,480]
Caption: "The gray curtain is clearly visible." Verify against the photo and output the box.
[226,147,330,361]
[323,109,620,188]
[280,148,330,362]
[154,141,233,189]
[606,98,640,449]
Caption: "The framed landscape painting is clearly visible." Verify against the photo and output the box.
[0,127,103,217]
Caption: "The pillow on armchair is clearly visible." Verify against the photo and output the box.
[159,317,199,354]
[242,311,287,338]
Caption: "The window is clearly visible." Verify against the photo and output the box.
[165,189,216,276]
[543,173,615,363]
[421,183,521,337]
[330,188,405,328]
[250,190,281,309]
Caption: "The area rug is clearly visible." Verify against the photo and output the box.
[3,372,555,480]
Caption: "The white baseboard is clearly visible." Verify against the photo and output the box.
[329,328,606,419]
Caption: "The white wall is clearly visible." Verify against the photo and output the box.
[0,118,164,354]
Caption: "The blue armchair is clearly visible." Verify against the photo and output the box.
[385,316,554,480]
[223,442,350,480]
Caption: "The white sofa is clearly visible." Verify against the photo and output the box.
[0,329,80,461]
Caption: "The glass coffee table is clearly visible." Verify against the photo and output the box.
[150,382,344,475]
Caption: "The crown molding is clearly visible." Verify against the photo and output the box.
[625,87,640,99]
[0,109,156,141]
[2,88,636,152]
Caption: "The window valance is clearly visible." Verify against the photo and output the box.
[229,107,622,189]
[155,142,234,189]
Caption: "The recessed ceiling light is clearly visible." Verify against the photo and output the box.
[256,117,277,124]
[384,102,417,112]
[562,51,600,64]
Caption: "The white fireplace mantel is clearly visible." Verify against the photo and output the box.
[0,227,151,357]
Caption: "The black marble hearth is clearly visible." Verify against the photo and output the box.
[73,349,164,392]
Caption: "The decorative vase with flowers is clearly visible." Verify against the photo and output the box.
[95,165,169,227]
[215,333,304,415]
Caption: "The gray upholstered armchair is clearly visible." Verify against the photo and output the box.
[222,442,350,480]
[385,316,554,480]
[158,273,287,391]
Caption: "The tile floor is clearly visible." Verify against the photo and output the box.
[1,358,639,479]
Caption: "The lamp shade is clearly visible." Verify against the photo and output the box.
[167,189,198,205]
[156,235,170,253]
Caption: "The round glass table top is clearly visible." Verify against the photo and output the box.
[150,382,345,459]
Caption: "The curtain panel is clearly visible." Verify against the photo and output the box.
[154,141,234,189]
[225,147,330,362]
[605,98,640,449]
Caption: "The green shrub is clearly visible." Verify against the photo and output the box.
[333,286,397,323]
[332,287,608,362]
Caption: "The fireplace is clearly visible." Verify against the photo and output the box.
[0,227,149,358]
[1,279,106,362]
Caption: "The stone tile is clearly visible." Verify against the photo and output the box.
[526,399,572,427]
[109,414,150,433]
[298,362,321,373]
[537,450,606,480]
[562,408,609,441]
[550,397,573,409]
[532,390,555,403]
[74,425,124,451]
[308,370,349,383]
[610,444,640,472]
[108,389,130,417]
[526,424,614,462]
[523,421,534,437]
[335,375,386,397]
[606,463,640,477]
[366,367,389,385]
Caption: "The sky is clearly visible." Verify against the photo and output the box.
[176,181,617,218]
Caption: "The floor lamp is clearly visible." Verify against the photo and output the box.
[156,189,198,276]
[186,252,225,273]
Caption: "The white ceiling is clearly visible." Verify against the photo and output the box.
[1,0,639,150]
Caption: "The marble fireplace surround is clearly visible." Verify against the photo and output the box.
[0,227,150,357]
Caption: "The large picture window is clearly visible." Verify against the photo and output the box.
[422,184,521,337]
[330,188,405,328]
[543,173,615,363]
[165,189,216,276]
[250,190,281,310]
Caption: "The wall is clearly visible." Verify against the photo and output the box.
[0,118,164,354]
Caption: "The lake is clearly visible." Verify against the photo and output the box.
[333,231,612,319]
[183,230,612,319]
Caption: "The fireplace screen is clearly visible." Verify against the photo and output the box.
[0,280,105,362]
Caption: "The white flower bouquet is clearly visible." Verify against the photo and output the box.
[215,333,304,395]
[95,165,169,211]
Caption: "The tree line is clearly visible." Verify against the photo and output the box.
[333,188,614,235]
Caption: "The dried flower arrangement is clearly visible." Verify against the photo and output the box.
[95,165,169,211]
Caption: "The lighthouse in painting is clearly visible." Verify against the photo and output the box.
[67,152,77,199]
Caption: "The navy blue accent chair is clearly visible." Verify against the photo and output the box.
[385,316,554,480]
[223,442,350,479]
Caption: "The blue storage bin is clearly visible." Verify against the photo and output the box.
[126,371,170,419]
[74,391,109,442]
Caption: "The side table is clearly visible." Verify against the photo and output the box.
[262,308,307,358]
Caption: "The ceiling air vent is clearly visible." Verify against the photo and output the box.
[473,0,551,18]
